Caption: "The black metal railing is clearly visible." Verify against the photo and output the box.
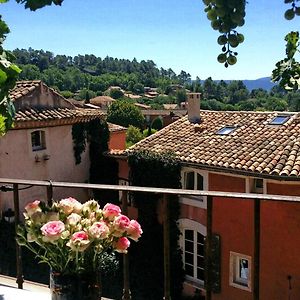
[1,177,300,300]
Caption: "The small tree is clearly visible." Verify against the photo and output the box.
[151,117,163,130]
[126,125,143,148]
[132,83,144,95]
[110,89,124,99]
[107,101,145,128]
[176,89,187,105]
[142,128,157,137]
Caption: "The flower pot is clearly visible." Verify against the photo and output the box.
[50,271,101,300]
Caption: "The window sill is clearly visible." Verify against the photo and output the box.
[184,278,205,290]
[180,196,207,209]
[32,147,46,152]
[230,281,251,292]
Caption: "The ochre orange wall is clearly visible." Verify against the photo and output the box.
[115,161,300,300]
[180,204,207,226]
[210,174,254,300]
[209,175,300,300]
[118,159,129,180]
[109,130,126,150]
[259,182,300,300]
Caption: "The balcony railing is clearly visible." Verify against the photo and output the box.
[1,177,300,300]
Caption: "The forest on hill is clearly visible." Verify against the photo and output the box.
[12,48,300,112]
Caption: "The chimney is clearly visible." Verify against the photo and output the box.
[187,93,201,123]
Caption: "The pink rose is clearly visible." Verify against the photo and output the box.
[103,203,121,220]
[113,215,130,235]
[59,197,82,215]
[41,221,65,242]
[67,231,90,252]
[89,221,109,239]
[127,220,143,241]
[114,237,130,253]
[25,200,42,217]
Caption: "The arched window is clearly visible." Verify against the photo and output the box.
[31,130,46,151]
[179,219,206,286]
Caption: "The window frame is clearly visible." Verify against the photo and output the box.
[216,126,236,135]
[179,219,207,287]
[118,179,131,205]
[180,168,208,209]
[31,130,46,152]
[229,251,252,292]
[269,115,290,125]
[246,177,267,194]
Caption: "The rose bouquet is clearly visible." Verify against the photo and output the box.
[16,198,142,275]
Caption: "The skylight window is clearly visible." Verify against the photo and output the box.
[269,115,290,125]
[217,126,236,135]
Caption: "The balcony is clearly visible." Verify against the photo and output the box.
[0,275,113,300]
[0,177,300,300]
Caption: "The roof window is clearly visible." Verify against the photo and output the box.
[269,115,290,125]
[217,126,236,135]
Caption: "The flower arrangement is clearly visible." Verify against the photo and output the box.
[16,198,142,275]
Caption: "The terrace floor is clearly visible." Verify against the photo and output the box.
[0,275,112,300]
[0,275,49,300]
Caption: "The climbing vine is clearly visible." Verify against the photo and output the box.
[128,150,184,300]
[72,119,118,204]
[71,123,87,165]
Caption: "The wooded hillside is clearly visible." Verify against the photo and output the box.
[13,48,300,112]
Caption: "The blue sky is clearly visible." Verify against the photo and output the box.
[1,0,299,80]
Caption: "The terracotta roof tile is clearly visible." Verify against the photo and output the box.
[9,81,41,101]
[108,122,127,132]
[14,107,104,129]
[90,96,115,106]
[125,110,300,179]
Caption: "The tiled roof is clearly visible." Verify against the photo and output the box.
[14,108,104,129]
[134,103,151,109]
[140,109,187,116]
[90,96,115,105]
[108,122,127,132]
[68,99,85,108]
[126,110,300,179]
[163,104,179,110]
[7,81,104,128]
[124,93,142,100]
[9,81,41,101]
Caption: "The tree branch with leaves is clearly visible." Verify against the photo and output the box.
[0,13,21,136]
[202,0,300,90]
[0,0,62,136]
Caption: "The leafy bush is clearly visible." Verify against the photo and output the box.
[126,125,143,148]
[107,101,145,128]
[151,117,163,130]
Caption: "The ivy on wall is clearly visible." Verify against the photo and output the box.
[128,150,185,300]
[72,123,87,165]
[72,118,119,205]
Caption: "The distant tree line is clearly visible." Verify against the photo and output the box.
[13,48,299,112]
[13,48,190,94]
[184,77,300,112]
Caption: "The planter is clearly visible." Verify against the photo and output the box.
[50,270,101,300]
